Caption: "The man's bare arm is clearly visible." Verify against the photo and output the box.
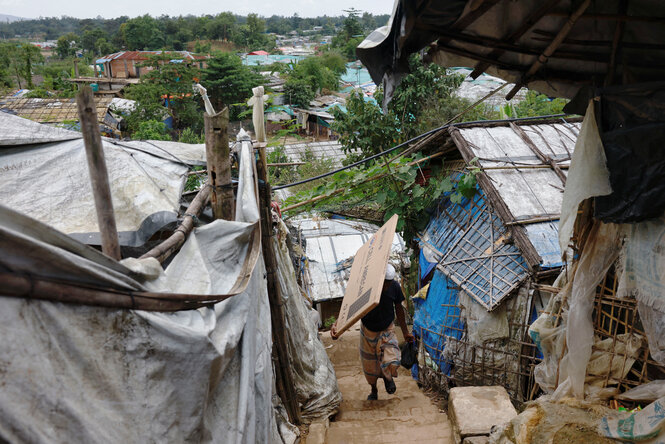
[395,302,414,343]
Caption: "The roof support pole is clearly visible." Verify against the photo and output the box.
[470,0,564,79]
[505,0,591,100]
[76,85,121,261]
[204,107,234,221]
[255,141,302,425]
[605,0,629,87]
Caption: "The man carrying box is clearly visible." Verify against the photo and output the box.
[332,264,414,400]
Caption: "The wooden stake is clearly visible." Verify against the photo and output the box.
[76,85,121,261]
[256,143,302,425]
[204,107,234,221]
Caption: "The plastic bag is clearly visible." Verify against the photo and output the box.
[401,340,417,369]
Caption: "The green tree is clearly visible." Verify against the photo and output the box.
[200,52,264,120]
[287,56,340,95]
[318,51,347,76]
[81,28,108,54]
[207,12,236,41]
[514,90,568,117]
[56,33,78,59]
[133,120,172,140]
[123,15,164,50]
[19,44,43,88]
[125,55,203,136]
[0,43,16,88]
[283,78,315,107]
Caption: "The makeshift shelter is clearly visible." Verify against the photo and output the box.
[413,116,580,403]
[0,112,204,253]
[359,0,665,438]
[0,114,341,442]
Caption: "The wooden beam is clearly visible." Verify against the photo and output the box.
[505,215,561,226]
[605,0,628,87]
[76,86,121,261]
[509,122,567,185]
[140,182,211,263]
[530,30,665,51]
[471,0,564,78]
[204,107,234,221]
[506,0,592,100]
[546,11,665,24]
[255,143,302,425]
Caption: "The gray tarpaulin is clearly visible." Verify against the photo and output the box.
[0,140,304,443]
[0,112,205,248]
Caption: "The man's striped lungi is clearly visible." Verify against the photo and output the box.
[359,322,401,385]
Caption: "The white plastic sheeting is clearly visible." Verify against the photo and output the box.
[274,219,342,421]
[621,212,665,366]
[559,102,612,255]
[0,112,205,246]
[552,222,623,400]
[0,141,297,443]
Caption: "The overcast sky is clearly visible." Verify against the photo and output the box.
[1,0,394,20]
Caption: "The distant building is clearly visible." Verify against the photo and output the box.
[95,51,209,80]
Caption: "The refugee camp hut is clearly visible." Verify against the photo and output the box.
[358,0,665,438]
[414,116,581,403]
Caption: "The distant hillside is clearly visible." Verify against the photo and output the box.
[0,14,25,23]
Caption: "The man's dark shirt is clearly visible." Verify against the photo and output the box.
[361,280,405,332]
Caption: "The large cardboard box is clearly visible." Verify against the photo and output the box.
[335,214,398,336]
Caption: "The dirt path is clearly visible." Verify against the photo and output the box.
[318,323,455,444]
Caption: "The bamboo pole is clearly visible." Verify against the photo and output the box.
[140,182,211,263]
[76,85,121,261]
[255,143,302,425]
[506,0,592,100]
[204,107,234,221]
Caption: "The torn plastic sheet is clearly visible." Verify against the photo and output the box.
[600,395,665,442]
[553,221,622,400]
[274,219,342,421]
[621,212,665,365]
[559,101,612,255]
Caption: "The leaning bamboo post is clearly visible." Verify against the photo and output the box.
[204,107,233,221]
[256,142,302,425]
[140,182,211,263]
[76,85,121,261]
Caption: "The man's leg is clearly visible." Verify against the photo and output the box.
[360,325,382,400]
[379,323,401,394]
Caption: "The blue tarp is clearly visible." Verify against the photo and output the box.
[420,186,529,311]
[413,270,464,376]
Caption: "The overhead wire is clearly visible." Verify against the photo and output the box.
[272,113,570,191]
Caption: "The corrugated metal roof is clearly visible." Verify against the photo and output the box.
[420,186,529,311]
[96,51,206,64]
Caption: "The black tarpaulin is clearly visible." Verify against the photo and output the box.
[594,82,665,223]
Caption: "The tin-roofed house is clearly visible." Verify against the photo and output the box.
[413,116,581,404]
